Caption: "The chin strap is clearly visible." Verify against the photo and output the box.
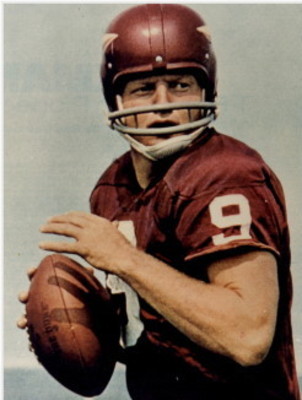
[120,126,206,161]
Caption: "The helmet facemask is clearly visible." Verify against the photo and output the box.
[108,95,217,137]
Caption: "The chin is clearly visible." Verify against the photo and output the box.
[132,136,163,146]
[133,134,182,147]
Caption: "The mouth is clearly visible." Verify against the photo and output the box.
[147,121,178,129]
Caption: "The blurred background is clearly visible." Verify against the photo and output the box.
[4,3,302,399]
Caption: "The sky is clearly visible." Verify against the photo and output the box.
[4,2,302,379]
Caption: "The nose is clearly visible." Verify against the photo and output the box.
[153,83,170,103]
[153,83,172,116]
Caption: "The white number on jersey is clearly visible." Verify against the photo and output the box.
[106,220,144,347]
[209,194,252,245]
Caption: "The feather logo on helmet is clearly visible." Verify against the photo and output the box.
[196,26,212,43]
[102,33,118,53]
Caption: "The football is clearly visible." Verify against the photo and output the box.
[26,253,120,397]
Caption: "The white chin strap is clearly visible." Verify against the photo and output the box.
[121,126,205,161]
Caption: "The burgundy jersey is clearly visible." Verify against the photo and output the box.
[90,128,300,399]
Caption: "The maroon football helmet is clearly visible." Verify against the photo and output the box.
[101,4,217,136]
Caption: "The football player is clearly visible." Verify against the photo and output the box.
[19,5,300,399]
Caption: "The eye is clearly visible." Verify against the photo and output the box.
[130,83,155,96]
[169,81,191,92]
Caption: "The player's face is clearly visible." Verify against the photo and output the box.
[120,74,205,146]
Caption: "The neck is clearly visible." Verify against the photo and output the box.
[130,149,155,189]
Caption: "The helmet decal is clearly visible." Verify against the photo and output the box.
[196,26,212,43]
[102,33,118,53]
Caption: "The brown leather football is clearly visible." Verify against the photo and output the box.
[26,253,119,397]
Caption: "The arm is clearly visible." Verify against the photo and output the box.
[122,248,279,366]
[39,211,279,366]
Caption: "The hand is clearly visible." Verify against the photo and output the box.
[39,211,133,274]
[16,266,37,329]
[16,263,95,330]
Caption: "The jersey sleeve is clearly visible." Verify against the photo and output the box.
[172,163,287,262]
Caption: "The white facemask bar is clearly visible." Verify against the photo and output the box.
[107,100,217,136]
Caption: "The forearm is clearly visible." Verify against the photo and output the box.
[117,247,277,366]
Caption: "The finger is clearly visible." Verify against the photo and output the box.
[64,211,101,222]
[18,291,29,303]
[17,315,28,329]
[40,223,81,239]
[27,266,38,280]
[85,266,94,275]
[49,211,108,228]
[39,240,79,254]
[47,211,93,227]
